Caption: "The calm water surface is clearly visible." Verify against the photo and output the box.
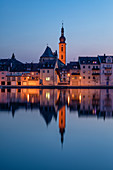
[0,89,113,170]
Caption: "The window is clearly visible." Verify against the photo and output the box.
[88,71,90,74]
[1,81,5,85]
[2,77,4,79]
[12,77,15,81]
[75,77,77,79]
[83,71,85,73]
[61,47,63,52]
[36,73,38,75]
[7,89,11,93]
[2,72,4,74]
[18,89,21,93]
[46,77,50,81]
[88,76,90,79]
[7,82,11,85]
[43,70,45,73]
[18,82,21,85]
[83,76,85,79]
[93,77,95,79]
[83,66,85,68]
[47,70,49,73]
[88,66,90,69]
[1,89,5,92]
[61,55,63,59]
[24,78,26,80]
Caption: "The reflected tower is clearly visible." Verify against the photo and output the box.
[59,105,66,146]
[59,23,66,65]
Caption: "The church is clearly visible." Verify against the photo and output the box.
[0,24,113,86]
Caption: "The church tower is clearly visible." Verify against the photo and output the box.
[59,23,66,65]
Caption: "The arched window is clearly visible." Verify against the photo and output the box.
[61,46,63,52]
[61,55,63,59]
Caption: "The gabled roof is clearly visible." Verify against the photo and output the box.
[40,46,55,58]
[79,57,100,64]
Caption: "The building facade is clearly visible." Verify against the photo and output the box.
[0,25,113,86]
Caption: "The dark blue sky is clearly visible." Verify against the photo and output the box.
[0,0,113,63]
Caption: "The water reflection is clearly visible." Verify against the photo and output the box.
[0,88,113,145]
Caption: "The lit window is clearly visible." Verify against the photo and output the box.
[46,77,50,81]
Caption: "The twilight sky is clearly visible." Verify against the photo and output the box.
[0,0,113,63]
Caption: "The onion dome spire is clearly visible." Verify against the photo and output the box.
[59,22,66,43]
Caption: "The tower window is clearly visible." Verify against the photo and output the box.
[61,47,63,52]
[61,55,63,59]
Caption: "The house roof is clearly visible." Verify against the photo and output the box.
[79,57,100,65]
[67,62,80,70]
[98,55,113,63]
[0,58,24,71]
[40,46,55,58]
[40,59,57,69]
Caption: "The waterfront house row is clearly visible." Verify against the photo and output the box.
[0,49,113,86]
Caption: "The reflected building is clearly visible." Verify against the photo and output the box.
[1,89,113,144]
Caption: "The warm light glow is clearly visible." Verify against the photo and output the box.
[72,94,74,98]
[27,77,29,79]
[68,73,70,77]
[27,94,29,102]
[68,96,70,106]
[46,77,50,81]
[79,93,81,103]
[79,76,81,80]
[46,92,50,100]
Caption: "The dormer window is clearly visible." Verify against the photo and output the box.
[106,57,112,63]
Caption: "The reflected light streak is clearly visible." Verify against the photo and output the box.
[68,96,70,106]
[27,94,29,102]
[46,92,50,100]
[79,93,81,104]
